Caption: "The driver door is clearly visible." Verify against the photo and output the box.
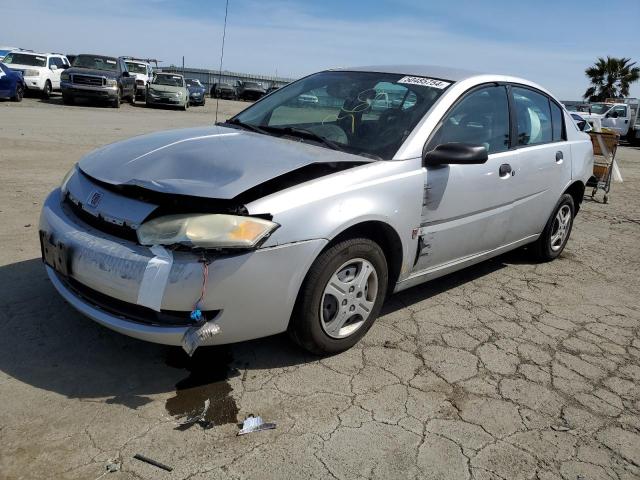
[412,84,519,273]
[48,57,62,89]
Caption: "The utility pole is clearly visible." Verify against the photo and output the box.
[182,56,185,74]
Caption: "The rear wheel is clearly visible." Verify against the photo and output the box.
[289,238,388,355]
[12,83,24,102]
[531,194,575,261]
[42,80,52,99]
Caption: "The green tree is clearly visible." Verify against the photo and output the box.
[583,56,639,101]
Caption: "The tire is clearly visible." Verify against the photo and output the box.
[289,238,388,355]
[531,194,575,261]
[130,87,136,105]
[113,90,121,108]
[42,80,52,99]
[183,102,188,111]
[12,83,24,102]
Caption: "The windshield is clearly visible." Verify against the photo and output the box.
[3,53,46,67]
[590,103,613,115]
[152,74,184,87]
[73,55,118,71]
[232,71,451,159]
[126,62,148,74]
[244,82,261,89]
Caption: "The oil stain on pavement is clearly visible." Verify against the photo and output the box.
[164,346,239,428]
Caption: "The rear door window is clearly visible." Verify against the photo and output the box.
[512,87,552,146]
[549,101,565,142]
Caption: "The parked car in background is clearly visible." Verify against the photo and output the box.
[0,46,19,61]
[124,58,155,100]
[3,51,70,98]
[571,113,592,132]
[0,61,25,101]
[146,72,189,110]
[266,85,280,95]
[185,78,206,106]
[61,54,135,107]
[297,93,319,105]
[40,66,593,355]
[236,80,266,101]
[210,81,237,99]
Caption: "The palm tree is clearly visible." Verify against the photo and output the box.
[583,56,640,101]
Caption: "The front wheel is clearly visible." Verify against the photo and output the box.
[289,238,388,355]
[12,84,24,102]
[531,194,575,261]
[42,80,52,99]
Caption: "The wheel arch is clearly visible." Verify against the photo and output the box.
[319,220,404,296]
[564,180,585,214]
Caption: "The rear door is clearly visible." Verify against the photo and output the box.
[508,86,572,240]
[412,84,519,273]
[48,56,63,89]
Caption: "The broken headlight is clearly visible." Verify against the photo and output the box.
[136,214,278,249]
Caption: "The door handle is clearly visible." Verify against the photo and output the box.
[499,163,512,177]
[555,151,563,163]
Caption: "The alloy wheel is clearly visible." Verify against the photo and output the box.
[550,205,572,252]
[320,258,378,339]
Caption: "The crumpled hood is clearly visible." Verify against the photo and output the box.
[78,125,370,199]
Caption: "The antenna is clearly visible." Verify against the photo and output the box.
[215,0,230,124]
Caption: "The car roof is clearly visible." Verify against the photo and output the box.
[331,65,480,82]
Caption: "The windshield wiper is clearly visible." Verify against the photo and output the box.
[263,126,347,153]
[219,118,269,135]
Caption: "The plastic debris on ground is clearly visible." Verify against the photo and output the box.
[238,414,276,436]
[133,453,173,472]
[181,322,221,356]
[177,398,213,430]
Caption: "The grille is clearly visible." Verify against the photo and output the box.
[73,74,104,86]
[65,195,139,242]
[57,271,219,327]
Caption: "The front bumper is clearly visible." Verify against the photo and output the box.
[146,94,185,106]
[40,189,327,345]
[61,82,118,99]
[23,76,46,91]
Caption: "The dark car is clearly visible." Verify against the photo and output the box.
[210,81,237,99]
[185,78,206,106]
[61,54,136,108]
[236,80,266,101]
[0,61,25,101]
[266,85,280,95]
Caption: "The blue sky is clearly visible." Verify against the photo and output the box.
[4,0,640,99]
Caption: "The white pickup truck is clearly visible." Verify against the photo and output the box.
[123,58,155,100]
[572,99,639,143]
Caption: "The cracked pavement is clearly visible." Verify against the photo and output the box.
[1,97,639,479]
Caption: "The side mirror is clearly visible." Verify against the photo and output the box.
[50,64,58,71]
[423,143,488,166]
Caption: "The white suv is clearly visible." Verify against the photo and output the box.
[2,51,70,98]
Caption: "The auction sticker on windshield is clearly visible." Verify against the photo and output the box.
[397,76,451,89]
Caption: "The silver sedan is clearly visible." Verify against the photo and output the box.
[40,65,594,355]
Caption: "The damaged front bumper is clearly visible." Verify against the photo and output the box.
[40,189,327,346]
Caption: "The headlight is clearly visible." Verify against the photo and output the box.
[177,91,183,96]
[60,165,77,194]
[105,78,117,87]
[25,69,40,77]
[137,214,279,249]
[61,72,70,81]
